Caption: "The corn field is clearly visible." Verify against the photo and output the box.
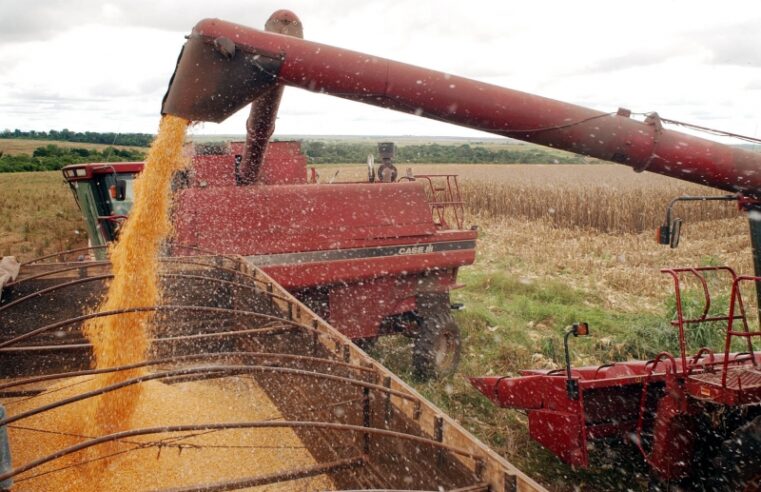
[416,164,740,233]
[318,163,740,234]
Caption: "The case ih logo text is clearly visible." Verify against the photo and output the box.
[397,245,434,255]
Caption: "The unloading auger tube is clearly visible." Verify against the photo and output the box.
[162,17,761,198]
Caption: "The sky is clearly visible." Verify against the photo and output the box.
[2,0,761,141]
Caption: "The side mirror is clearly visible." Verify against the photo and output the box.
[114,179,127,201]
[657,219,682,248]
[657,194,736,248]
[564,322,590,400]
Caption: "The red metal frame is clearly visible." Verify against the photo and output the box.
[400,174,465,230]
[660,267,761,405]
[471,264,761,479]
[659,266,743,372]
[63,145,477,342]
[722,276,761,381]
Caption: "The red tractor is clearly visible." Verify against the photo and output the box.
[64,10,761,487]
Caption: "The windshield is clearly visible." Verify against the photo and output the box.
[102,172,136,216]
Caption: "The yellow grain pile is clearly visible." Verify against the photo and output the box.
[8,376,333,491]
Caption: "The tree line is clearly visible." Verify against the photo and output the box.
[300,141,585,164]
[0,135,586,172]
[1,129,153,147]
[0,144,146,173]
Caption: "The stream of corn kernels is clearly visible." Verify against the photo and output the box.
[83,115,190,437]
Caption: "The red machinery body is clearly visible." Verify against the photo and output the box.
[472,267,761,483]
[163,18,761,198]
[172,141,474,339]
[472,353,761,469]
[64,140,475,342]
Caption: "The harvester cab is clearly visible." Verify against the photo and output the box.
[61,162,142,254]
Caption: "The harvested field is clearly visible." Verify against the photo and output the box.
[0,172,86,259]
[475,214,751,311]
[0,139,145,156]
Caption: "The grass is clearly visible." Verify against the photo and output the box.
[0,171,86,258]
[0,138,145,156]
[370,268,665,490]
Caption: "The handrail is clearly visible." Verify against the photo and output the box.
[721,275,761,386]
[686,347,716,376]
[660,266,740,372]
[403,174,465,229]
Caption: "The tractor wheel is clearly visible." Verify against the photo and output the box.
[711,414,761,492]
[412,312,461,380]
[354,337,377,352]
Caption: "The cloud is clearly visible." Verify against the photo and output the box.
[583,48,688,74]
[8,88,106,104]
[0,0,372,43]
[745,79,761,91]
[3,0,761,138]
[707,27,761,67]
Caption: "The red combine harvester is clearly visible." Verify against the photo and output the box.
[63,139,472,379]
[62,14,473,380]
[472,281,761,490]
[61,11,761,488]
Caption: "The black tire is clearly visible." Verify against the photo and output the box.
[412,312,461,380]
[354,337,377,352]
[646,475,674,492]
[711,414,761,492]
